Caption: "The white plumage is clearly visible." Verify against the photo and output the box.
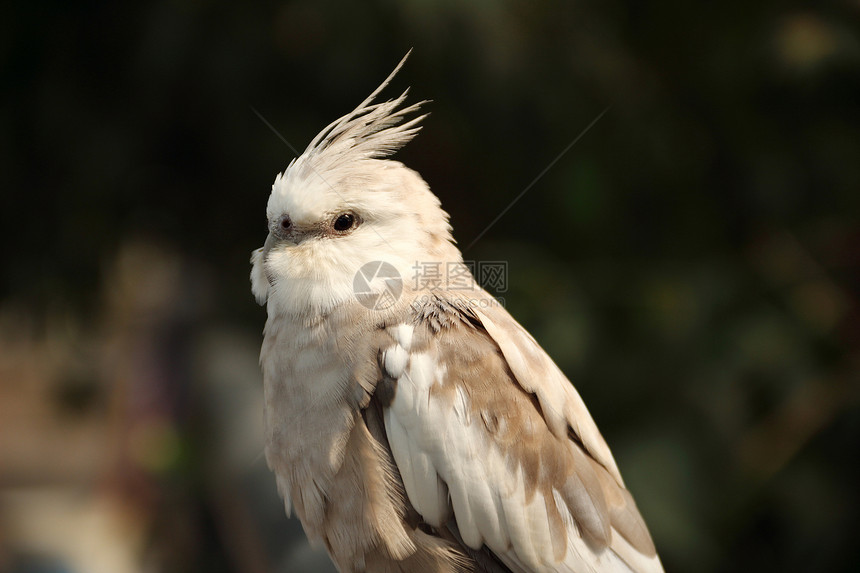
[251,53,663,573]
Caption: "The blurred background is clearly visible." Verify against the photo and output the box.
[2,0,859,571]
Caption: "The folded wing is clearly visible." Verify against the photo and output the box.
[379,295,662,573]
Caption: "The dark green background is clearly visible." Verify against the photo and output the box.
[2,1,859,572]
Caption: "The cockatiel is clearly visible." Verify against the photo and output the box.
[250,54,663,573]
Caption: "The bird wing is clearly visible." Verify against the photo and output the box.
[378,294,662,573]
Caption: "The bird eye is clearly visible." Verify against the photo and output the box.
[279,215,292,230]
[333,213,358,232]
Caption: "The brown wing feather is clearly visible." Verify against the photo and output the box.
[424,293,660,566]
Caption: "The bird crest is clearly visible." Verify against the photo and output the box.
[290,52,427,182]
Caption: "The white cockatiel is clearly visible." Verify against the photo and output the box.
[251,55,663,573]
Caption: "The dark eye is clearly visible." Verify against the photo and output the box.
[277,215,291,231]
[333,213,357,232]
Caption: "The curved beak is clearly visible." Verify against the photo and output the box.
[262,232,277,259]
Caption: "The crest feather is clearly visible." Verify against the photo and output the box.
[294,51,428,178]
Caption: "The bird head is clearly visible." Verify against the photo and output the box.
[251,55,461,316]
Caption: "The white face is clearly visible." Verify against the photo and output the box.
[251,160,460,316]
